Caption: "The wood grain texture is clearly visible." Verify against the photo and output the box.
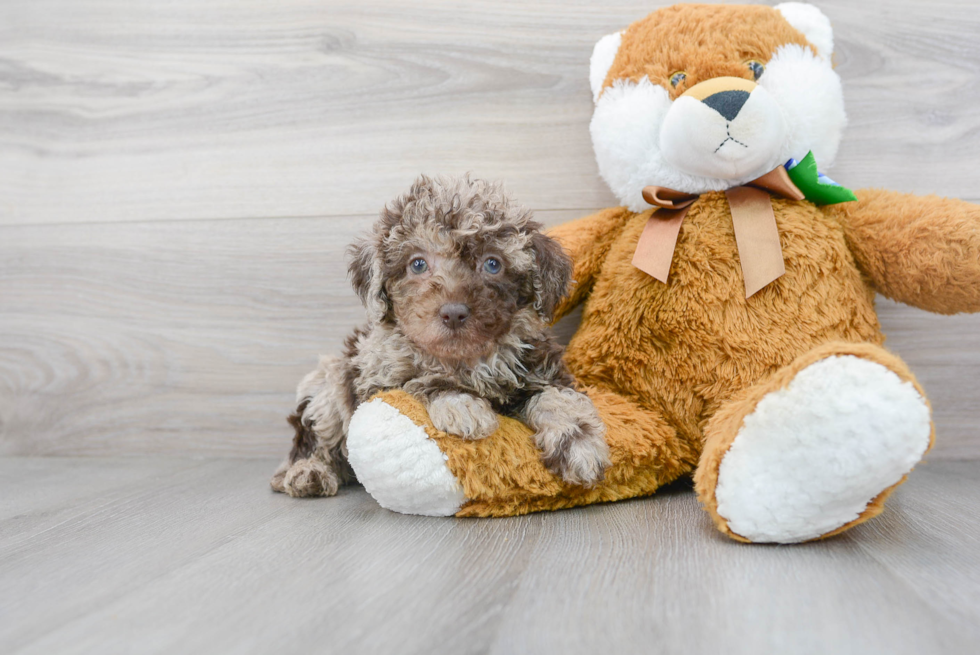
[2,215,979,458]
[0,457,978,654]
[3,4,979,652]
[0,209,576,457]
[1,0,980,458]
[0,0,979,224]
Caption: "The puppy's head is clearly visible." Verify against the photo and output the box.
[590,2,845,210]
[349,175,571,362]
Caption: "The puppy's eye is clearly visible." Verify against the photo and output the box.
[483,257,502,274]
[409,257,428,274]
[746,60,765,81]
[669,71,687,88]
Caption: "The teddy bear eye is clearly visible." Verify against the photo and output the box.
[483,257,502,274]
[669,71,687,88]
[746,60,765,81]
[409,257,428,274]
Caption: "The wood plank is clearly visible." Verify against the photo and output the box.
[0,457,542,654]
[2,215,979,458]
[851,461,980,633]
[487,469,980,655]
[1,0,980,225]
[1,457,977,654]
[0,457,201,546]
[0,458,296,652]
[0,210,575,457]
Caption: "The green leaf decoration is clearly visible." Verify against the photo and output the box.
[786,151,857,205]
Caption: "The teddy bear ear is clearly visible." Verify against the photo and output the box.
[775,3,834,61]
[589,31,623,102]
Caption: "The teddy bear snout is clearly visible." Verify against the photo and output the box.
[659,77,787,181]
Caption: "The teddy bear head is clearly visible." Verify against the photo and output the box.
[590,2,845,211]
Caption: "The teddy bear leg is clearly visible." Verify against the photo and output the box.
[346,388,697,517]
[694,341,934,544]
[345,396,469,516]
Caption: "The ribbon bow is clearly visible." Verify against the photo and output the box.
[632,166,805,299]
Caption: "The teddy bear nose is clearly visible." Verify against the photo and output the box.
[702,89,750,121]
[440,303,471,329]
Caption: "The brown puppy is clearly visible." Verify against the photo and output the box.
[270,175,610,498]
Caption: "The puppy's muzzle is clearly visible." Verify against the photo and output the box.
[440,303,470,330]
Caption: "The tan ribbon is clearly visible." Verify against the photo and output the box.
[631,166,805,298]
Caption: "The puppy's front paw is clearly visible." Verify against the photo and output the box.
[526,387,611,487]
[540,430,610,487]
[279,458,340,498]
[427,392,499,440]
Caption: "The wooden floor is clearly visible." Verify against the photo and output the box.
[1,457,978,654]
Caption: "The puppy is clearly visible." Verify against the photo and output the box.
[270,175,610,498]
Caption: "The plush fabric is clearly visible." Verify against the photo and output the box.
[347,397,468,516]
[694,341,934,543]
[346,2,980,542]
[377,387,695,517]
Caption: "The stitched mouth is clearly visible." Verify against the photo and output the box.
[714,124,749,153]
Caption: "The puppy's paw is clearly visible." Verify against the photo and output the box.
[270,459,290,493]
[280,458,340,498]
[427,392,499,440]
[540,429,611,487]
[526,387,611,487]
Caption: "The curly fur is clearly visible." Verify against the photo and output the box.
[271,175,609,496]
[427,392,499,440]
[524,387,610,486]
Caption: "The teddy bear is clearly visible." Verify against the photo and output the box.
[341,2,980,543]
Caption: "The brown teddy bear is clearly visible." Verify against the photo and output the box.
[342,2,980,543]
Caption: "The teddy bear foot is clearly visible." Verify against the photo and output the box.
[346,398,468,516]
[696,344,934,544]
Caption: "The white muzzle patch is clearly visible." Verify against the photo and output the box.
[589,44,846,210]
[661,84,787,180]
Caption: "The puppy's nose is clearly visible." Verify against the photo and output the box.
[439,303,470,330]
[702,90,750,121]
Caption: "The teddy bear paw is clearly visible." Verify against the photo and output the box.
[713,355,932,543]
[346,398,469,516]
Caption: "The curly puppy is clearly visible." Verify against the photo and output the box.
[270,175,610,498]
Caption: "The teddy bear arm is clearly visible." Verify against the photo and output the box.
[546,206,635,321]
[828,189,980,314]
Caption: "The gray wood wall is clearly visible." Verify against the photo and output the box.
[2,0,979,459]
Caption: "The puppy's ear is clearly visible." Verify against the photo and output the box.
[347,237,374,304]
[530,231,573,322]
[347,236,392,324]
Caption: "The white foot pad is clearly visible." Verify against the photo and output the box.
[347,399,468,516]
[715,355,931,543]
